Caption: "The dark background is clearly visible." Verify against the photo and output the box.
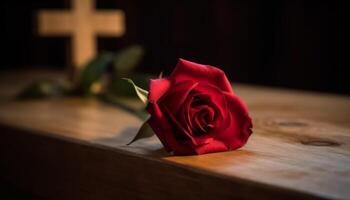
[0,0,347,94]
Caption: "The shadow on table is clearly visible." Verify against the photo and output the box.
[92,126,168,158]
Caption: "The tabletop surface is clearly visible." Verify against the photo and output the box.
[0,70,349,199]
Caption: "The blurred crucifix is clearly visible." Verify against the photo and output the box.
[37,0,125,81]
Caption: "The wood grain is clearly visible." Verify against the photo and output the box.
[0,71,349,199]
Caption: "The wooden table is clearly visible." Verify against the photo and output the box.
[0,70,349,200]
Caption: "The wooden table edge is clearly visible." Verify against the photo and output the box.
[0,122,329,200]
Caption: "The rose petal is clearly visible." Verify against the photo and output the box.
[194,139,228,155]
[147,102,194,154]
[178,94,195,135]
[148,78,171,103]
[170,59,234,93]
[193,112,207,133]
[215,93,252,150]
[192,83,228,121]
[190,105,215,133]
[146,102,171,151]
[161,81,198,114]
[162,105,202,146]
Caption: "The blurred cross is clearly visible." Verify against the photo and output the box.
[37,0,125,78]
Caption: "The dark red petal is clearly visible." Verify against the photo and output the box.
[161,81,198,114]
[178,94,195,134]
[170,59,234,93]
[194,139,228,155]
[162,105,201,146]
[147,102,193,154]
[192,83,228,120]
[190,105,215,121]
[147,117,171,152]
[193,112,207,133]
[146,102,171,151]
[215,93,253,150]
[163,105,214,147]
[190,105,215,133]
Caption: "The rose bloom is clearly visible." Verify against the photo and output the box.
[147,59,252,155]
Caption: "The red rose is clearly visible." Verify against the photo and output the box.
[147,59,252,155]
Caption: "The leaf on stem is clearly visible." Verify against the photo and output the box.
[127,121,154,145]
[122,78,149,104]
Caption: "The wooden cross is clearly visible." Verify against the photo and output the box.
[37,0,125,75]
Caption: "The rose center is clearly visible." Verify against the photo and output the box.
[190,103,215,135]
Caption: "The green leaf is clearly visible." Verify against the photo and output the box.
[113,45,144,76]
[107,73,151,97]
[78,53,114,95]
[16,80,67,100]
[122,78,149,104]
[127,121,154,145]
